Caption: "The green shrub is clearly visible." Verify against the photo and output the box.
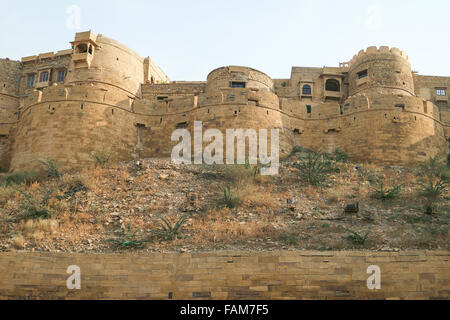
[330,149,349,163]
[218,184,240,209]
[18,188,54,220]
[418,157,448,213]
[344,228,369,245]
[154,215,189,241]
[106,225,147,249]
[37,158,61,178]
[371,180,403,201]
[90,147,111,168]
[0,166,7,173]
[294,150,340,186]
[0,171,40,187]
[279,233,298,246]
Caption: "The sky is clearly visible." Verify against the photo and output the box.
[1,0,449,80]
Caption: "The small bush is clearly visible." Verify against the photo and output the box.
[418,157,448,213]
[371,179,402,201]
[279,233,298,246]
[106,226,147,249]
[90,147,111,168]
[330,149,349,163]
[59,174,90,198]
[218,184,241,209]
[344,228,369,245]
[154,215,189,241]
[0,171,40,187]
[294,150,340,186]
[0,166,7,173]
[18,188,54,220]
[37,158,61,178]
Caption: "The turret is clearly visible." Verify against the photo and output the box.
[348,46,414,97]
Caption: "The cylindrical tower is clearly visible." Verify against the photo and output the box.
[10,32,146,172]
[0,58,21,170]
[348,46,414,97]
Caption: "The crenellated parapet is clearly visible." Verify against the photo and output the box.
[348,46,411,68]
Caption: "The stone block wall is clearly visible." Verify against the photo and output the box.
[0,251,448,300]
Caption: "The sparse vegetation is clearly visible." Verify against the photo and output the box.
[0,158,448,253]
[0,171,39,187]
[106,225,147,249]
[418,157,448,214]
[154,215,189,241]
[294,150,340,186]
[90,147,112,168]
[371,179,402,201]
[344,228,369,245]
[279,233,298,246]
[37,158,61,178]
[18,188,54,220]
[218,184,241,209]
[356,167,380,184]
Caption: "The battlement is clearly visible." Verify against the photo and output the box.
[349,46,411,68]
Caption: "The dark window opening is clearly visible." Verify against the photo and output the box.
[234,110,238,115]
[39,71,49,83]
[157,96,168,101]
[306,105,312,114]
[76,44,87,53]
[160,118,163,124]
[88,45,93,55]
[230,82,246,88]
[112,109,114,115]
[81,104,84,110]
[357,70,368,79]
[176,122,188,129]
[340,106,343,115]
[325,79,340,92]
[27,75,35,87]
[57,70,65,82]
[302,84,312,95]
[293,129,300,134]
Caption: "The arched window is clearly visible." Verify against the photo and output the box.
[302,84,312,95]
[325,79,340,92]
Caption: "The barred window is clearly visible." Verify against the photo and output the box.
[39,71,49,82]
[57,70,65,82]
[27,74,34,87]
[436,88,446,96]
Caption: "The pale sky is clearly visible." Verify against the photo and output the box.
[1,0,449,80]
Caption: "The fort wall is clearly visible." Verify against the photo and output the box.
[1,34,449,172]
[0,250,448,300]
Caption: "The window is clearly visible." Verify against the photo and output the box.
[76,44,88,53]
[325,79,340,92]
[306,105,312,114]
[27,75,35,87]
[57,70,65,82]
[39,71,49,83]
[436,88,446,96]
[357,70,368,79]
[302,84,312,95]
[230,82,246,88]
[88,45,93,55]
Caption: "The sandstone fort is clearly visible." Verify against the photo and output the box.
[0,31,449,172]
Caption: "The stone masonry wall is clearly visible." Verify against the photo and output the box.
[0,251,448,300]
